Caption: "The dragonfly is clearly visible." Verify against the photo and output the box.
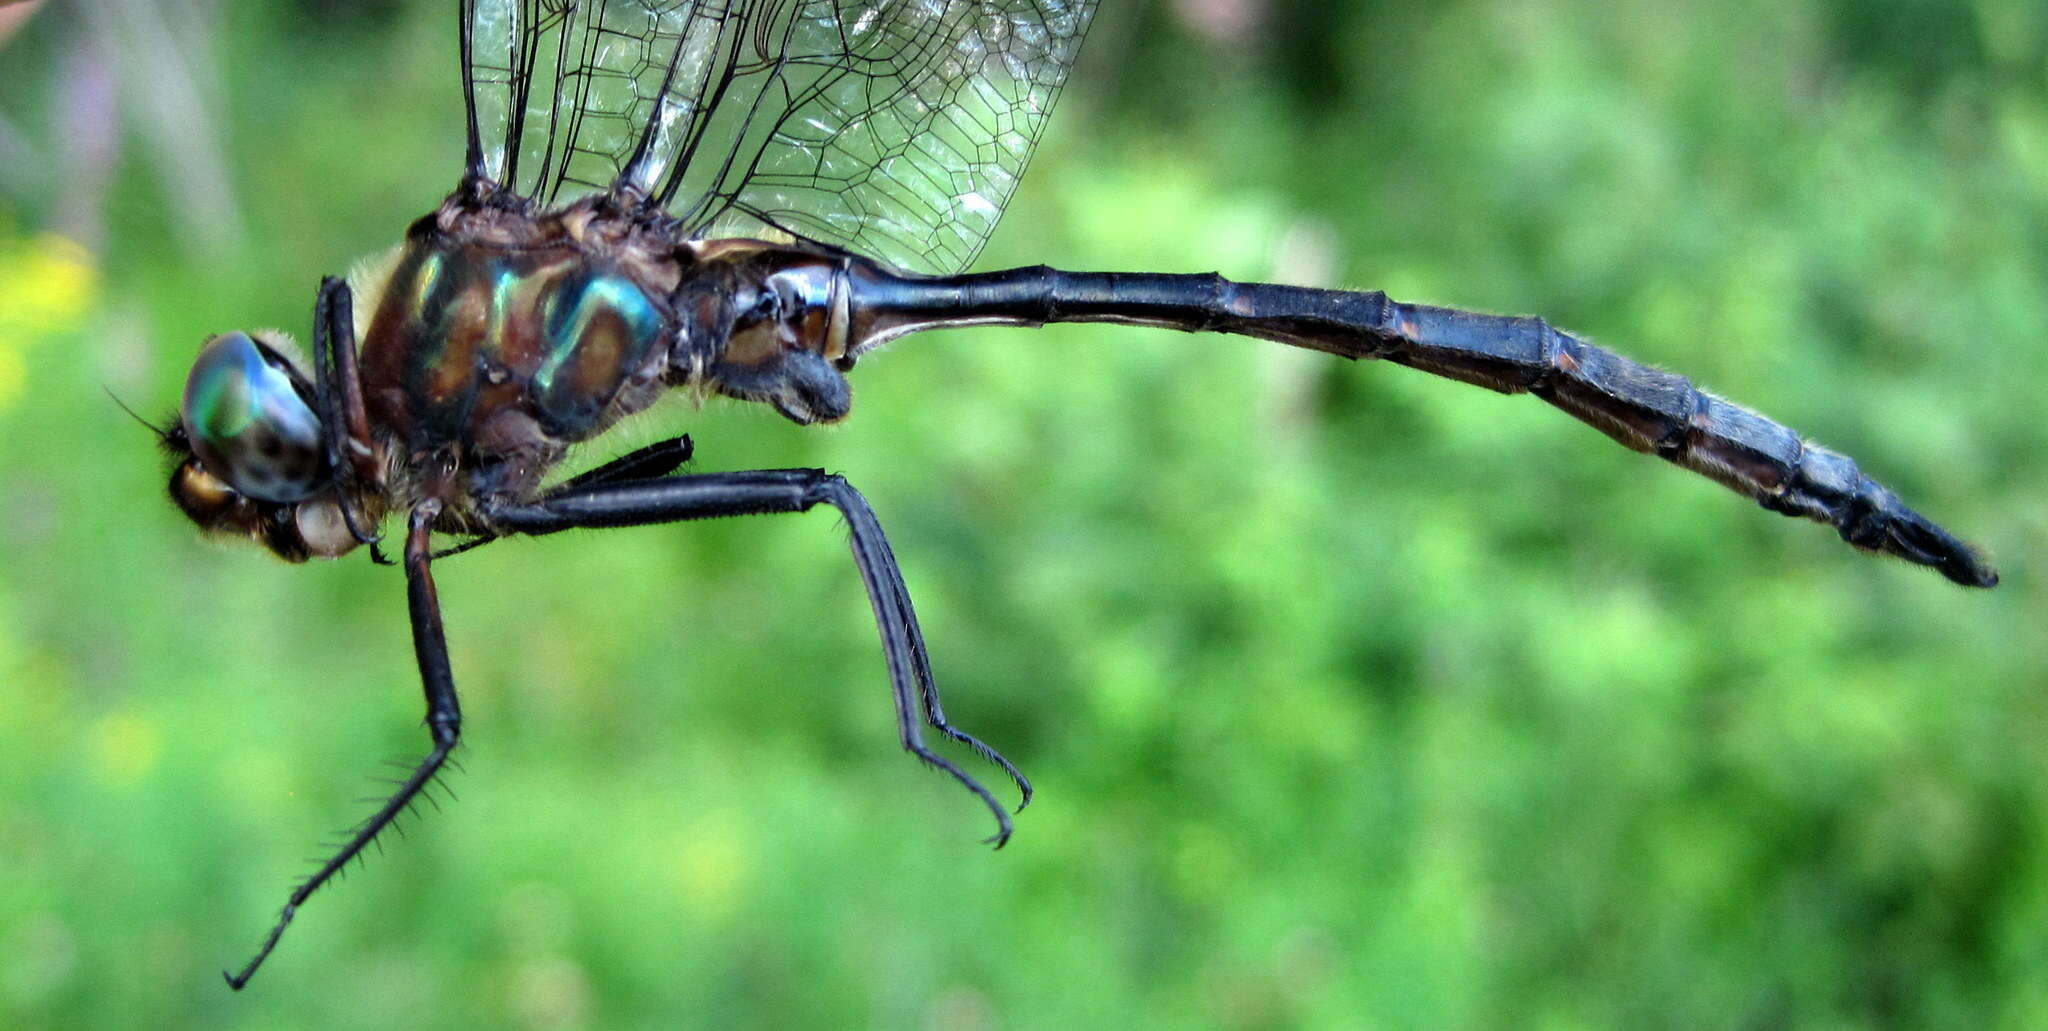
[157,0,1996,989]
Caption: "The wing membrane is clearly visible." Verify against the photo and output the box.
[461,0,1097,274]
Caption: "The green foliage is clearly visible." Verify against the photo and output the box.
[0,1,2042,1027]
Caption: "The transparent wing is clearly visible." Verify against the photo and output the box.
[461,0,1097,274]
[461,0,725,206]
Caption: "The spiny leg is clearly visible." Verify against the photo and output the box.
[855,501,1032,814]
[309,277,380,548]
[225,502,464,990]
[806,477,1023,842]
[737,477,1029,819]
[483,469,1029,844]
[557,435,696,490]
[422,435,701,562]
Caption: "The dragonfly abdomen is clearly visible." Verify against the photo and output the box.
[1387,302,1997,587]
[841,263,1996,586]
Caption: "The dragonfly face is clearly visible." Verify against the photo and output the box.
[168,330,359,561]
[164,0,1992,991]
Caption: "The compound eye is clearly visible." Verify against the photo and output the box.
[180,331,327,502]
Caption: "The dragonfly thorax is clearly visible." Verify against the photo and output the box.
[356,231,672,479]
[338,193,886,524]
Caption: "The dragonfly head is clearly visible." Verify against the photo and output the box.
[165,330,360,561]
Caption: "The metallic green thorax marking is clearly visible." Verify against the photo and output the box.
[409,250,445,323]
[534,269,666,430]
[487,265,520,362]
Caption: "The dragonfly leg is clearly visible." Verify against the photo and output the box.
[556,434,695,489]
[309,277,381,548]
[484,469,1030,845]
[224,502,464,990]
[425,435,700,561]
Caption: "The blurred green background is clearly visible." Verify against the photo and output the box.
[2,1,2044,1027]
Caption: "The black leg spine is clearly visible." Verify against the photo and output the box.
[224,503,464,990]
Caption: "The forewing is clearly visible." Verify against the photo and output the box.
[463,0,727,203]
[462,0,1098,274]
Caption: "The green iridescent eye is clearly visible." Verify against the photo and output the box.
[180,331,328,503]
